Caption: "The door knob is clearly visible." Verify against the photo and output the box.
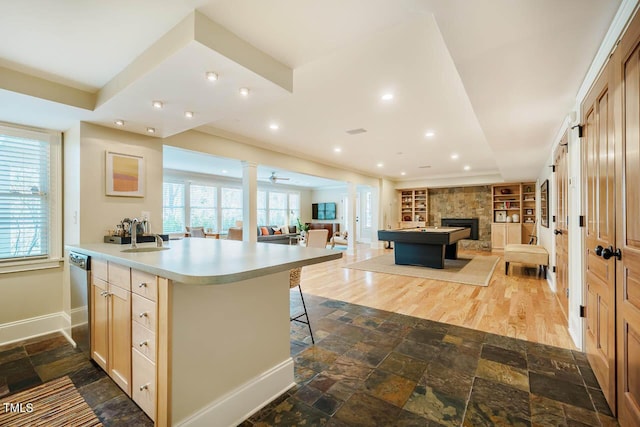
[601,246,614,260]
[595,245,604,257]
[602,246,622,260]
[554,229,562,235]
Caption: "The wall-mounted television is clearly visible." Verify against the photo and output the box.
[312,203,336,220]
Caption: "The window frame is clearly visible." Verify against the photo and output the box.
[0,122,62,274]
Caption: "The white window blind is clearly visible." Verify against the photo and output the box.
[268,191,287,225]
[190,184,217,231]
[0,130,51,261]
[162,182,185,233]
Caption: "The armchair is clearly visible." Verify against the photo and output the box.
[305,229,329,248]
[330,231,348,248]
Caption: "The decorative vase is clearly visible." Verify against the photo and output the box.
[512,214,519,223]
[506,217,512,223]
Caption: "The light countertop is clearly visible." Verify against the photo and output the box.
[66,239,342,285]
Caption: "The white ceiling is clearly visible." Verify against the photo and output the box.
[0,0,621,184]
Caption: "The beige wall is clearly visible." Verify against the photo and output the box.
[79,122,163,243]
[0,268,63,325]
[311,187,347,226]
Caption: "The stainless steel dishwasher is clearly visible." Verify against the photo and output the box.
[69,251,91,357]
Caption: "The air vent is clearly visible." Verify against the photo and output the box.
[346,128,367,135]
[418,165,432,169]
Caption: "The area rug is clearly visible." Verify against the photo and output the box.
[345,253,500,286]
[0,376,102,426]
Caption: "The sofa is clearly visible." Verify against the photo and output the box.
[257,225,299,244]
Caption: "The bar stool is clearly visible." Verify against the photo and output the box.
[289,267,314,344]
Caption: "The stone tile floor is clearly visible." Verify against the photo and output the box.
[0,293,618,426]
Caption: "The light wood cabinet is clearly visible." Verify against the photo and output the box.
[399,189,428,227]
[91,276,109,371]
[491,182,538,249]
[491,223,522,250]
[130,272,158,421]
[91,259,160,414]
[90,259,132,396]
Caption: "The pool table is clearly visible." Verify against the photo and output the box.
[377,227,471,269]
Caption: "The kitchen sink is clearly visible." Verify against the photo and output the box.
[121,247,170,253]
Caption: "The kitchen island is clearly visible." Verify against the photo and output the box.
[66,238,341,427]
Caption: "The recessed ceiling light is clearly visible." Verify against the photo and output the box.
[401,172,406,176]
[381,93,394,101]
[334,147,342,153]
[377,162,384,168]
[464,165,471,171]
[221,169,228,174]
[146,127,156,134]
[425,130,435,138]
[269,123,279,130]
[206,71,218,81]
[152,100,163,109]
[114,119,124,126]
[239,87,250,96]
[451,153,459,160]
[185,111,194,119]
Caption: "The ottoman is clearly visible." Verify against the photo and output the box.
[504,244,549,278]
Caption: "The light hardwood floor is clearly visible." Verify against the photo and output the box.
[301,244,576,350]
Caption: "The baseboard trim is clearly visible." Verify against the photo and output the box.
[176,358,295,427]
[0,312,70,346]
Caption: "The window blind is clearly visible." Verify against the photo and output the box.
[162,182,185,233]
[0,134,50,260]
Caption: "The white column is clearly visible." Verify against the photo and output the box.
[348,182,357,250]
[370,185,380,248]
[242,161,258,243]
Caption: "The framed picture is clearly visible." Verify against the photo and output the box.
[495,210,507,222]
[540,179,549,228]
[106,151,145,197]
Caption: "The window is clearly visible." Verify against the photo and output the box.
[221,187,243,231]
[0,123,61,266]
[289,193,300,225]
[365,191,372,228]
[190,184,217,231]
[163,182,185,233]
[257,191,267,226]
[268,192,287,225]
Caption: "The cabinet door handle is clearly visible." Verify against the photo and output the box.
[100,291,108,297]
[139,340,148,347]
[139,312,148,318]
[138,282,147,288]
[139,383,150,391]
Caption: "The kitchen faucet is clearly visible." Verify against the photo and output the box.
[153,234,164,248]
[130,218,139,248]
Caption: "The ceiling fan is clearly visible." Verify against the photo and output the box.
[269,172,290,184]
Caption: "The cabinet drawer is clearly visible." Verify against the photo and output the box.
[92,259,107,281]
[108,262,131,291]
[132,348,156,421]
[132,322,156,362]
[132,294,156,331]
[131,269,157,302]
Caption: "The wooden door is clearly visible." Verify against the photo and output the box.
[91,277,108,371]
[109,284,132,396]
[555,139,569,317]
[582,61,617,412]
[617,27,640,426]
